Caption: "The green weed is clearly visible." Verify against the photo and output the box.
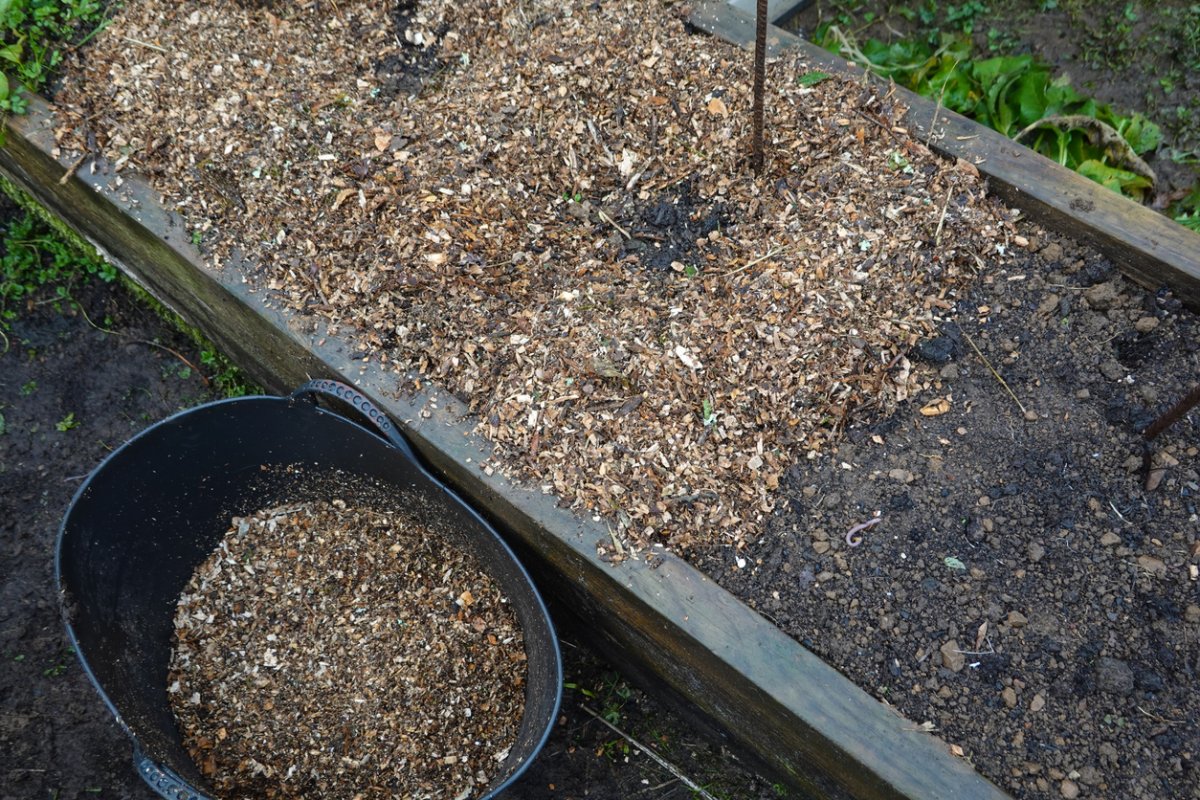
[813,24,1164,203]
[0,0,109,114]
[55,411,78,431]
[0,207,117,326]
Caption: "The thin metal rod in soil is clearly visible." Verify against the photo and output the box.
[749,0,767,174]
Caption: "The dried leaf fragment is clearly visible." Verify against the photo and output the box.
[920,397,952,417]
[674,345,703,370]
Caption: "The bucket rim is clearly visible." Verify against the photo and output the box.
[55,390,563,800]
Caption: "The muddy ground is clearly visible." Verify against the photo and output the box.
[0,198,778,799]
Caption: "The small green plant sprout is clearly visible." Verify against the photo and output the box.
[0,409,6,436]
[562,681,598,700]
[796,70,833,87]
[701,397,716,427]
[55,411,78,431]
[0,0,109,115]
[887,150,912,172]
[42,647,73,681]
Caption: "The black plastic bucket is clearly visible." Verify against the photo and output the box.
[56,380,561,799]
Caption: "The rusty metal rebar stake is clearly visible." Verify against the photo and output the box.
[750,0,767,174]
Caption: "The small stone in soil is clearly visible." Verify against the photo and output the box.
[1094,657,1134,697]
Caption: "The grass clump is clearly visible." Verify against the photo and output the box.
[0,185,257,397]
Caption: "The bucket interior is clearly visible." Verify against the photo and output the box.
[57,395,561,798]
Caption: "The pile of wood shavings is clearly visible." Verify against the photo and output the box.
[54,0,1021,553]
[169,500,526,799]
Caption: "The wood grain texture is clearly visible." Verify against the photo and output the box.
[4,90,1012,799]
[690,1,1200,310]
[727,0,810,26]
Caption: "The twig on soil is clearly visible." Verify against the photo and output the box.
[120,35,168,53]
[722,246,787,278]
[926,60,959,147]
[607,526,626,557]
[58,152,90,185]
[75,301,211,387]
[578,704,719,800]
[597,209,632,240]
[934,187,953,246]
[1135,705,1183,725]
[0,327,8,354]
[952,644,996,656]
[961,330,1030,419]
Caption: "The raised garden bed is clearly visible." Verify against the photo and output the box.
[4,1,1199,798]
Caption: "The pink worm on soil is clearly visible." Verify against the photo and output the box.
[845,516,882,547]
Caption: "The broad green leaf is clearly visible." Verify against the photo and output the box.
[1121,115,1163,155]
[1077,159,1153,197]
[1013,71,1050,126]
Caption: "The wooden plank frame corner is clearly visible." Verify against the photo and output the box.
[690,0,1200,310]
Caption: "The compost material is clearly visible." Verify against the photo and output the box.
[53,0,1019,555]
[44,1,1200,799]
[169,499,526,799]
[0,260,778,800]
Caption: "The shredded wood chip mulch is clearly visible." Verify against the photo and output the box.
[169,500,527,799]
[54,0,1020,554]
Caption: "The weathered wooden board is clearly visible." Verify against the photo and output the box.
[4,91,1014,799]
[726,0,810,26]
[691,0,1200,310]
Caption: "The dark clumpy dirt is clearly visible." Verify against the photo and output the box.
[0,279,218,800]
[0,200,777,799]
[694,229,1200,799]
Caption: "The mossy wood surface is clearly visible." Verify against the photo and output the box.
[693,1,1200,310]
[3,90,1014,800]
